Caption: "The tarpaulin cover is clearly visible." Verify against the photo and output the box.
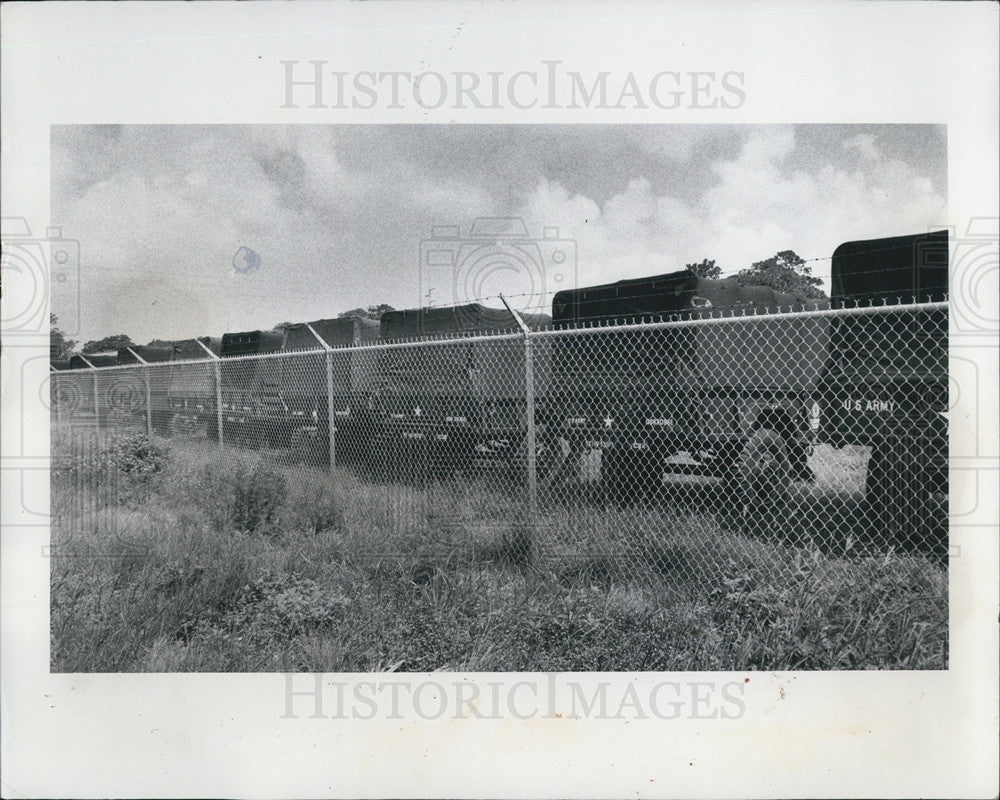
[281,317,381,398]
[379,304,551,400]
[831,230,948,307]
[117,346,174,365]
[220,330,287,410]
[552,271,828,394]
[70,353,117,368]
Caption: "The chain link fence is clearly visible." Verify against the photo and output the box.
[51,301,948,590]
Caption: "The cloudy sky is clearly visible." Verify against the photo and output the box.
[51,124,946,345]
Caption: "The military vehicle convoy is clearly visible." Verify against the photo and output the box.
[52,230,948,545]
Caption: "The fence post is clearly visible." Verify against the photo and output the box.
[77,354,99,427]
[195,339,224,448]
[49,364,62,425]
[524,333,538,517]
[326,352,336,469]
[500,296,537,518]
[305,324,336,470]
[214,361,224,448]
[126,348,152,436]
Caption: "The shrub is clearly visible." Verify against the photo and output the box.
[100,433,168,481]
[481,523,536,569]
[171,454,287,535]
[282,469,346,535]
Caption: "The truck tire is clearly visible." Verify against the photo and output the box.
[727,429,793,537]
[603,447,663,503]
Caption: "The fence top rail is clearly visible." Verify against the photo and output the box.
[50,299,949,373]
[531,298,948,339]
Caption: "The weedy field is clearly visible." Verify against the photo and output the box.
[50,430,948,672]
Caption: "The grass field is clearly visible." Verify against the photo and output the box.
[50,429,948,672]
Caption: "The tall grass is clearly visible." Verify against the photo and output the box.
[50,432,948,672]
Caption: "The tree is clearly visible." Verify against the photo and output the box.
[733,250,826,299]
[338,303,395,321]
[50,314,76,360]
[82,334,134,354]
[686,258,722,280]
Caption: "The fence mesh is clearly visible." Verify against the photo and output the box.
[50,302,949,669]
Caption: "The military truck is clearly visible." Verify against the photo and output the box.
[818,230,949,549]
[167,337,222,438]
[374,303,551,478]
[550,271,828,496]
[219,329,288,446]
[278,317,381,465]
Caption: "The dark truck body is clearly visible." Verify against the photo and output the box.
[818,230,948,548]
[219,329,287,443]
[114,346,174,431]
[550,271,827,481]
[67,352,118,426]
[51,358,98,423]
[376,303,551,472]
[279,317,381,463]
[70,353,117,368]
[167,337,222,437]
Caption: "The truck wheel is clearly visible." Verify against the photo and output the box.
[509,429,569,495]
[603,447,662,503]
[727,432,793,537]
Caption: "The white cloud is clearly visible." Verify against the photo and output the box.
[52,125,946,343]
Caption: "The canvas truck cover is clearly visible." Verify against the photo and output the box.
[828,230,948,379]
[552,270,699,326]
[830,230,948,307]
[379,304,550,399]
[171,337,222,360]
[281,318,381,397]
[552,270,827,395]
[70,352,117,369]
[677,282,831,391]
[116,346,174,365]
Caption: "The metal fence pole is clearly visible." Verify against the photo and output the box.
[305,324,336,471]
[326,352,336,469]
[195,339,224,448]
[126,348,152,436]
[145,370,153,436]
[500,295,537,518]
[214,360,224,449]
[524,332,538,517]
[51,368,62,426]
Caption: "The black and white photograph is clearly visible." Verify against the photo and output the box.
[48,123,951,672]
[2,2,997,798]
